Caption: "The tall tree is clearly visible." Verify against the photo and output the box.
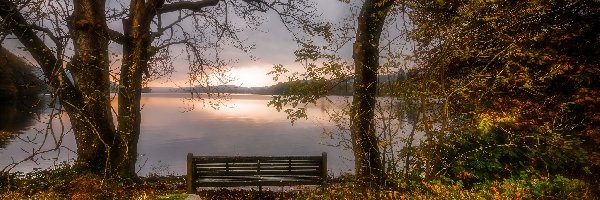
[0,0,319,178]
[350,0,395,185]
[268,0,403,186]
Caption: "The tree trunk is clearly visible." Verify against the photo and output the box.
[65,0,117,174]
[113,0,162,178]
[350,0,393,186]
[1,0,114,174]
[404,95,424,185]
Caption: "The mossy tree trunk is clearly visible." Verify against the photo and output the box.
[351,0,394,186]
[67,0,118,174]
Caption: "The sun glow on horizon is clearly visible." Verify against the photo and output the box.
[146,64,289,88]
[227,65,276,88]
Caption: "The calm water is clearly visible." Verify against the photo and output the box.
[0,94,354,176]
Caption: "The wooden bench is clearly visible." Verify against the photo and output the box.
[187,152,327,193]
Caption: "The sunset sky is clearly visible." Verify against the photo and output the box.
[2,1,351,88]
[186,0,349,88]
[137,0,351,88]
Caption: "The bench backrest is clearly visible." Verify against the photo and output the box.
[187,153,327,192]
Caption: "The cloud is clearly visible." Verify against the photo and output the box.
[2,0,354,88]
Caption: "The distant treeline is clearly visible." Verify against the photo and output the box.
[163,72,408,96]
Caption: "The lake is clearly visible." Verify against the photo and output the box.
[0,93,355,176]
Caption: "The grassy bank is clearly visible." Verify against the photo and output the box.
[1,164,186,199]
[1,165,596,199]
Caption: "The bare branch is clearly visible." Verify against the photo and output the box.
[157,0,219,15]
[28,24,61,46]
[106,28,126,45]
[152,13,194,38]
[155,40,188,50]
[0,0,73,91]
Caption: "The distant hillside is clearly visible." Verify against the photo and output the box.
[0,48,45,102]
[0,48,46,147]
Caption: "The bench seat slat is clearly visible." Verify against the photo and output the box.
[197,170,321,176]
[196,166,321,171]
[195,162,321,167]
[187,153,327,193]
[197,175,321,179]
[194,156,322,163]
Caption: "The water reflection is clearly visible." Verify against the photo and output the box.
[1,94,354,176]
[136,94,353,175]
[0,96,44,148]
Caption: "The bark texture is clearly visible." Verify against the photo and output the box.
[351,0,394,185]
[113,0,219,178]
[67,0,117,174]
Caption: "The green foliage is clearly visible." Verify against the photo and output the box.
[428,126,589,186]
[408,0,600,185]
[470,173,594,199]
[2,166,594,199]
[267,48,353,123]
[296,173,594,199]
[410,174,595,199]
[155,193,189,200]
[0,163,188,199]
